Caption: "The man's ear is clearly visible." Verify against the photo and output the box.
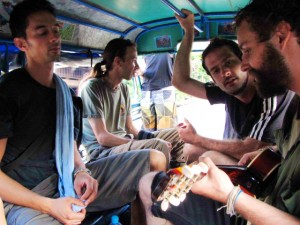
[113,56,122,67]
[13,37,27,52]
[274,21,292,50]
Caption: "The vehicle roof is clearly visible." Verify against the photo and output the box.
[0,0,250,55]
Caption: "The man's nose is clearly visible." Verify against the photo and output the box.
[50,30,60,42]
[135,61,140,69]
[241,55,250,72]
[222,68,231,77]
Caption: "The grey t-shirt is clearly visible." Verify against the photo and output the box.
[79,78,131,153]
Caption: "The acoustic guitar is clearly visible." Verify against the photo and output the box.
[152,147,281,211]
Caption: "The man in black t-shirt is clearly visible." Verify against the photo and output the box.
[0,1,166,224]
[172,29,294,164]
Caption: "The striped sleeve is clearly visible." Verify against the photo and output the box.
[250,96,277,141]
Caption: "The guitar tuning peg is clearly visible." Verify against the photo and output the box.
[161,199,169,211]
[179,193,186,202]
[182,165,194,178]
[169,195,180,206]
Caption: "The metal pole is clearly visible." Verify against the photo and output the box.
[160,0,203,32]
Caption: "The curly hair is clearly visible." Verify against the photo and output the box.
[202,38,242,75]
[235,0,300,44]
[9,0,56,39]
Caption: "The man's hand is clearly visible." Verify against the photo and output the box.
[176,118,197,144]
[238,150,261,166]
[47,197,86,225]
[174,9,194,34]
[191,157,234,204]
[74,172,98,205]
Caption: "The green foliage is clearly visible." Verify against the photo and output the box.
[191,53,212,83]
[175,52,212,105]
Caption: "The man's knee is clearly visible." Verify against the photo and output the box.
[147,139,171,161]
[139,172,158,200]
[154,128,179,140]
[201,151,237,165]
[149,150,167,171]
[151,138,171,149]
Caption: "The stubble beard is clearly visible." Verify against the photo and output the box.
[230,74,249,96]
[248,43,290,98]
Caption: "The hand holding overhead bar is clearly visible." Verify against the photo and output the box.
[160,0,203,32]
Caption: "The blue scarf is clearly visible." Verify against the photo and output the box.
[54,75,75,198]
[54,75,86,212]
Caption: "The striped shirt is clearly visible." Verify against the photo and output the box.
[206,84,294,143]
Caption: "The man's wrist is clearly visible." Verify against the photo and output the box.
[73,167,92,178]
[190,133,198,145]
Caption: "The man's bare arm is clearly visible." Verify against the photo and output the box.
[88,117,131,147]
[0,138,86,223]
[177,120,269,160]
[172,9,208,99]
[192,157,300,225]
[193,136,269,160]
[0,198,7,225]
[125,115,140,138]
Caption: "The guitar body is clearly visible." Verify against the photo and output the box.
[218,147,281,197]
[217,165,260,196]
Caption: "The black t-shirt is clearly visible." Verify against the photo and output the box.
[205,83,294,143]
[0,68,81,189]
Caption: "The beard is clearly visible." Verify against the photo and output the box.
[230,74,249,96]
[248,43,291,98]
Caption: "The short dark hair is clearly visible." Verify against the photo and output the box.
[9,0,56,39]
[235,0,300,44]
[90,38,136,79]
[202,38,242,75]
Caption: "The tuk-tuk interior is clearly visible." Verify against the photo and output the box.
[0,1,250,224]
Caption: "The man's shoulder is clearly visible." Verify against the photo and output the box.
[80,78,103,92]
[205,82,230,102]
[119,82,130,95]
[262,90,295,108]
[205,82,225,94]
[120,82,129,90]
[85,77,101,86]
[0,68,25,83]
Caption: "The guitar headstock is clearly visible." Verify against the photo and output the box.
[152,162,208,211]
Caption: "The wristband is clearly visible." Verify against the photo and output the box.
[217,186,243,216]
[74,167,92,178]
